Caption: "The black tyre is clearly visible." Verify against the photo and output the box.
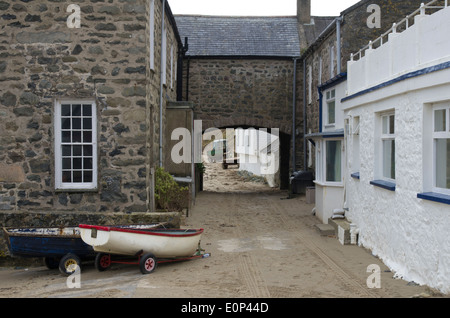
[59,253,81,276]
[44,256,59,270]
[139,253,157,274]
[95,253,111,272]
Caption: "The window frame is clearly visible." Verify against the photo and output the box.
[379,112,396,182]
[432,104,450,195]
[54,99,98,191]
[315,138,344,186]
[325,89,336,127]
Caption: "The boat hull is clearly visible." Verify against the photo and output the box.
[2,227,94,259]
[79,225,204,258]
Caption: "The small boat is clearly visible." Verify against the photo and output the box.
[2,226,95,275]
[78,224,205,274]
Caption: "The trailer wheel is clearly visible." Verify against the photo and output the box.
[59,253,81,276]
[95,253,111,271]
[44,257,59,270]
[140,253,157,274]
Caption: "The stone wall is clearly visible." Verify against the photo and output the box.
[0,0,179,215]
[184,58,296,135]
[183,58,305,178]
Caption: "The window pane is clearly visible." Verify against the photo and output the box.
[83,145,93,156]
[83,131,92,143]
[83,104,92,116]
[73,171,82,183]
[62,131,71,143]
[62,146,71,157]
[62,158,71,170]
[62,171,71,183]
[72,104,81,116]
[61,104,71,116]
[83,118,92,130]
[389,115,395,134]
[435,109,446,132]
[73,158,82,170]
[72,131,82,142]
[72,118,81,129]
[61,118,71,129]
[84,171,93,183]
[382,116,388,134]
[73,146,82,156]
[326,141,341,182]
[435,139,450,189]
[328,101,335,124]
[383,139,396,179]
[84,158,93,170]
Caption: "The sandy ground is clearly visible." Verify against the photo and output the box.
[0,163,447,299]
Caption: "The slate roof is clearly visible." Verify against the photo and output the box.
[174,15,301,57]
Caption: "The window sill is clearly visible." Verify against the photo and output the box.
[351,172,360,180]
[417,192,450,205]
[314,180,344,188]
[370,179,396,191]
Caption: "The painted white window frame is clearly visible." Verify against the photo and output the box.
[315,138,344,186]
[325,88,336,127]
[150,0,155,71]
[54,99,98,191]
[432,103,450,195]
[376,111,396,182]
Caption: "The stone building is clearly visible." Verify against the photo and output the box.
[0,0,181,222]
[174,1,333,189]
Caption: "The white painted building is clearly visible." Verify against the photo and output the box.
[235,128,280,187]
[307,76,347,224]
[342,2,450,293]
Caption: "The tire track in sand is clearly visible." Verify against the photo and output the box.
[230,193,271,298]
[266,193,379,298]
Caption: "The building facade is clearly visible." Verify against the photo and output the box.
[302,0,428,223]
[342,2,450,293]
[0,0,181,216]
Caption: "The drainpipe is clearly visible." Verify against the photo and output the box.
[336,17,342,75]
[303,58,307,171]
[159,0,166,167]
[292,57,298,173]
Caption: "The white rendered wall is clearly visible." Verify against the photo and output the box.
[347,7,450,96]
[343,63,450,295]
[343,6,450,294]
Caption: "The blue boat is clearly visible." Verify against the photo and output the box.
[2,226,95,275]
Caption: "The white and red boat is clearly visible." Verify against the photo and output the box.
[78,224,205,274]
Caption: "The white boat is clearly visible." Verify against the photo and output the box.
[79,224,204,259]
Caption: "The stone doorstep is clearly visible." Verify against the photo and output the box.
[314,223,335,236]
[328,217,351,245]
[314,218,352,245]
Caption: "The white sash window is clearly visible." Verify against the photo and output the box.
[54,100,97,190]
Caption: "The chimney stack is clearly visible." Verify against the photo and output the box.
[298,0,311,24]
